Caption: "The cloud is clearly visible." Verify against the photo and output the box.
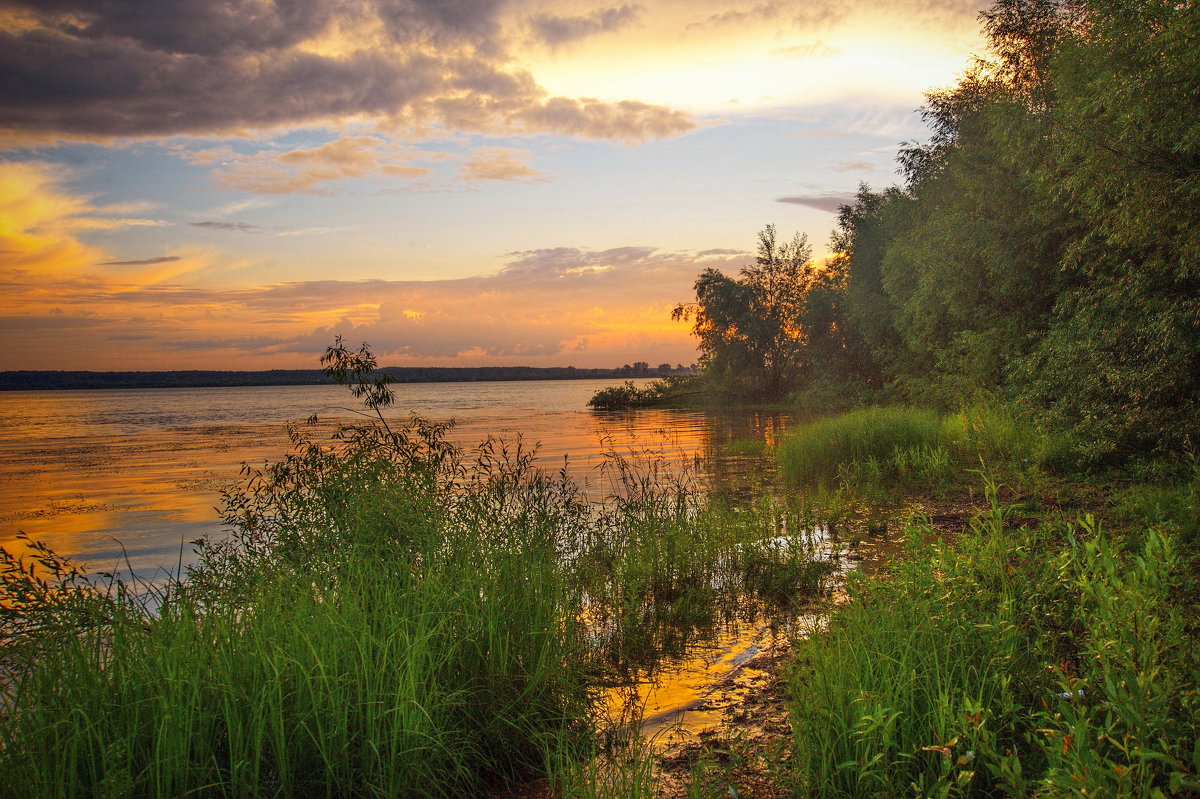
[690,0,980,34]
[0,0,695,145]
[461,147,546,182]
[0,161,132,275]
[189,220,352,236]
[688,2,785,30]
[190,221,266,234]
[774,41,840,59]
[833,160,874,172]
[190,136,435,194]
[529,5,640,48]
[509,98,694,143]
[208,197,274,217]
[776,193,855,212]
[0,231,748,369]
[98,256,181,266]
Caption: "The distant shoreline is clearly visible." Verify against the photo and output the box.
[0,366,688,392]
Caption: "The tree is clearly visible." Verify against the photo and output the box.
[673,225,821,400]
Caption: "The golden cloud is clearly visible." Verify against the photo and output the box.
[460,147,547,182]
[188,136,436,194]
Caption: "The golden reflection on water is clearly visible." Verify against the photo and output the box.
[0,383,792,579]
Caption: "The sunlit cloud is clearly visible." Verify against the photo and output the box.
[774,42,841,59]
[528,5,641,48]
[0,161,163,276]
[461,148,547,182]
[0,234,747,370]
[0,0,697,146]
[0,0,993,374]
[185,136,434,194]
[99,256,182,267]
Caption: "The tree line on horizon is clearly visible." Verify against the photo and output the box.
[675,0,1198,465]
[0,363,694,392]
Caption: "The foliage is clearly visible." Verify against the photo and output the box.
[673,225,836,401]
[670,0,1198,465]
[587,376,701,410]
[0,341,838,798]
[787,490,1200,798]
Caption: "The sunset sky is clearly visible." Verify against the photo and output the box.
[0,0,987,371]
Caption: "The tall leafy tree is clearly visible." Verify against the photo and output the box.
[674,226,822,400]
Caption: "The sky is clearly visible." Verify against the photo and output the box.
[0,0,988,372]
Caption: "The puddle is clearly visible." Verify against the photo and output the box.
[601,523,884,752]
[601,611,827,754]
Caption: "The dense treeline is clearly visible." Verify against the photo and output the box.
[678,0,1198,465]
[0,364,682,391]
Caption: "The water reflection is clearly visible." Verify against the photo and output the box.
[0,382,794,579]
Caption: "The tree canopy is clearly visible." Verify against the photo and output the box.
[676,0,1199,461]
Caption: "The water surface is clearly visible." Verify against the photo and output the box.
[0,380,791,578]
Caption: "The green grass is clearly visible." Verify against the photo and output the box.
[785,483,1200,798]
[776,402,1060,501]
[0,364,838,797]
[776,405,945,487]
[0,422,591,799]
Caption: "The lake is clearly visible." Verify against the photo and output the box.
[0,380,792,580]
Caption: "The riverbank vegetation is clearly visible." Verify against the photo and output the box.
[579,0,1200,792]
[2,0,1196,794]
[659,0,1198,470]
[0,340,835,798]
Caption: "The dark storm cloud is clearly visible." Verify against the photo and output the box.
[376,0,511,44]
[776,193,854,213]
[98,255,181,266]
[0,0,693,143]
[2,0,334,56]
[529,5,640,47]
[0,30,446,138]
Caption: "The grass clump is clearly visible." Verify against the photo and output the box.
[0,415,592,799]
[786,482,1200,798]
[776,405,944,487]
[777,402,1061,499]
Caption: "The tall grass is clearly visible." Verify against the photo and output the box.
[0,344,838,798]
[1,418,592,798]
[776,406,945,487]
[777,402,1056,498]
[786,483,1200,797]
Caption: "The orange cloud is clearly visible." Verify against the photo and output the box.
[0,162,166,276]
[187,136,436,194]
[461,147,547,182]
